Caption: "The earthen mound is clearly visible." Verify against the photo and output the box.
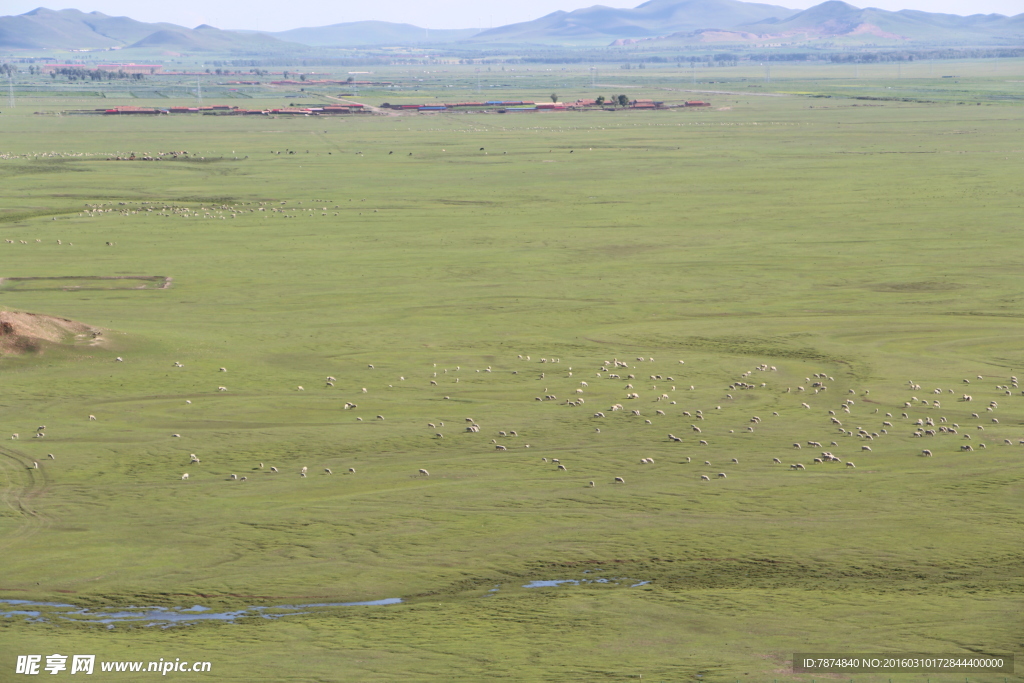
[0,310,103,355]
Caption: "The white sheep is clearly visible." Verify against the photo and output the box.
[181,473,189,480]
[419,469,429,476]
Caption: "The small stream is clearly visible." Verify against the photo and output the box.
[0,597,401,628]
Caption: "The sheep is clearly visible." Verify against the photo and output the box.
[32,461,38,469]
[376,415,385,420]
[846,462,855,468]
[47,453,54,460]
[793,443,801,449]
[297,386,304,391]
[589,481,595,487]
[699,440,708,445]
[349,468,356,473]
[181,473,189,480]
[270,467,278,472]
[219,367,227,372]
[419,469,429,476]
[324,468,333,474]
[240,476,247,481]
[921,449,932,457]
[731,458,739,464]
[300,466,308,474]
[717,472,727,478]
[557,464,567,471]
[614,477,625,483]
[230,474,237,480]
[218,386,227,392]
[700,475,711,481]
[172,433,181,438]
[961,445,974,451]
[861,446,872,451]
[190,454,200,463]
[89,415,96,421]
[772,458,782,464]
[704,461,711,466]
[495,445,507,451]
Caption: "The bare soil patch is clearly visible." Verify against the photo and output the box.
[0,310,104,355]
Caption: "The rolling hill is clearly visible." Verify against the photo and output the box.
[464,0,799,43]
[0,7,303,51]
[737,0,1024,43]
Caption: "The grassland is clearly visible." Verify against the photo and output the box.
[1,64,1023,682]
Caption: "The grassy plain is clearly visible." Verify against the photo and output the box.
[1,65,1023,681]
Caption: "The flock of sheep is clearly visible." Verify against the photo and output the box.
[16,351,1019,491]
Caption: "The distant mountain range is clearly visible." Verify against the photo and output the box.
[1,1,1022,52]
[268,21,481,46]
[465,0,797,43]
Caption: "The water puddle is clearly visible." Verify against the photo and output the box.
[0,597,401,628]
[507,577,648,592]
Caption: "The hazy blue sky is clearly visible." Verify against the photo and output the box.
[8,0,1021,31]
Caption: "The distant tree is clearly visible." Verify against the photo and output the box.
[550,93,558,103]
[346,76,354,82]
[595,95,605,106]
[283,70,289,79]
[299,74,306,81]
[617,94,629,107]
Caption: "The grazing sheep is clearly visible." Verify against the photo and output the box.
[699,440,708,445]
[270,467,278,472]
[846,462,855,468]
[218,386,227,392]
[349,468,356,473]
[376,415,384,420]
[220,367,227,372]
[793,443,801,449]
[172,434,181,438]
[419,469,429,476]
[495,445,507,451]
[190,454,200,463]
[861,446,872,451]
[557,464,567,471]
[614,477,625,483]
[181,473,189,480]
[230,474,237,480]
[240,476,247,481]
[731,458,739,464]
[300,466,308,474]
[89,415,96,421]
[589,481,595,487]
[717,472,727,478]
[772,458,782,464]
[961,445,974,452]
[47,453,54,460]
[700,475,710,481]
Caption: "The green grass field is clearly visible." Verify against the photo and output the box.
[1,66,1023,682]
